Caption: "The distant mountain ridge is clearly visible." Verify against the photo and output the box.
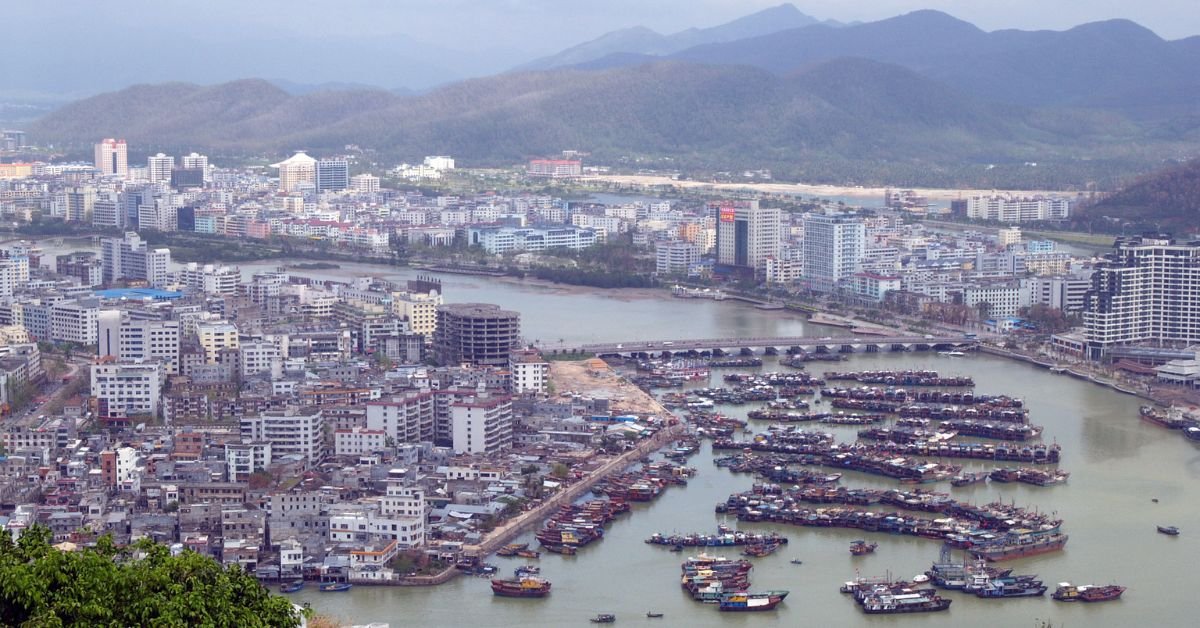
[637,10,1200,116]
[517,3,842,71]
[30,56,1163,188]
[26,9,1200,189]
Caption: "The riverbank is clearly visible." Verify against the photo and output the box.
[976,344,1200,409]
[583,175,1074,202]
[392,359,686,586]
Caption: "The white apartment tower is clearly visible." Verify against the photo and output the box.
[91,361,163,418]
[1083,236,1200,359]
[713,200,782,272]
[100,232,172,287]
[802,213,866,292]
[97,312,182,374]
[240,407,325,466]
[147,153,174,183]
[450,393,513,454]
[94,138,128,178]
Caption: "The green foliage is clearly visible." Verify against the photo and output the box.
[25,60,1189,189]
[0,525,302,627]
[1075,158,1200,234]
[549,463,571,479]
[530,266,656,289]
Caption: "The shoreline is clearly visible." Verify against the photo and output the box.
[583,174,1079,202]
[372,359,687,587]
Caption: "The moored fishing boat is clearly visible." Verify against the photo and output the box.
[491,577,552,598]
[859,590,952,614]
[969,532,1068,561]
[1053,583,1126,602]
[718,590,789,612]
[319,582,351,592]
[279,580,304,593]
[850,540,878,555]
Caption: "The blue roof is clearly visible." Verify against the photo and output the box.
[94,288,184,300]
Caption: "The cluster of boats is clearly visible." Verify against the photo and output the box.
[783,352,846,366]
[989,467,1070,486]
[823,369,974,387]
[927,546,1126,601]
[645,527,788,549]
[679,554,789,611]
[746,409,886,423]
[536,500,628,555]
[938,419,1043,441]
[723,371,826,386]
[713,429,1062,464]
[716,483,1067,559]
[841,577,953,614]
[592,463,694,501]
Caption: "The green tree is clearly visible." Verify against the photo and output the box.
[0,525,303,627]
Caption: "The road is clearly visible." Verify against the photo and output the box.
[7,354,88,429]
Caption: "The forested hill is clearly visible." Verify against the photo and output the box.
[28,57,1175,189]
[1075,159,1200,233]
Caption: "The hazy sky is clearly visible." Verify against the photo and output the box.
[9,0,1199,48]
[3,0,1197,96]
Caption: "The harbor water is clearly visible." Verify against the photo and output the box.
[27,237,1197,626]
[277,272,1191,627]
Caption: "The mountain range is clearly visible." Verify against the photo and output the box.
[23,7,1200,189]
[517,4,844,71]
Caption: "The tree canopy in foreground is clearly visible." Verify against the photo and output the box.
[0,526,303,627]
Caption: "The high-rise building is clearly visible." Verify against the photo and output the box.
[315,158,349,192]
[94,138,128,178]
[100,232,172,286]
[450,393,513,454]
[97,312,181,374]
[56,252,103,287]
[180,152,209,181]
[92,361,163,419]
[147,153,174,183]
[392,290,443,338]
[714,200,782,272]
[178,263,242,296]
[196,321,239,363]
[272,151,317,193]
[64,186,96,222]
[655,241,700,275]
[1083,236,1200,359]
[49,298,101,344]
[433,303,520,367]
[802,213,866,292]
[240,407,325,466]
[350,173,380,194]
[92,193,124,229]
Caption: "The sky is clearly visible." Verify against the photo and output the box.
[2,0,1197,97]
[8,0,1199,48]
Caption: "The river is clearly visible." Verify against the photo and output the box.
[25,236,1196,626]
[296,348,1196,627]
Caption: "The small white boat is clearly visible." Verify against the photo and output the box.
[938,351,966,357]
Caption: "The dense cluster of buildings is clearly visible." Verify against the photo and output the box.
[0,232,676,583]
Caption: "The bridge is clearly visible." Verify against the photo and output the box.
[560,334,978,357]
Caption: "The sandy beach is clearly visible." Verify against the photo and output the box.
[584,174,1077,202]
